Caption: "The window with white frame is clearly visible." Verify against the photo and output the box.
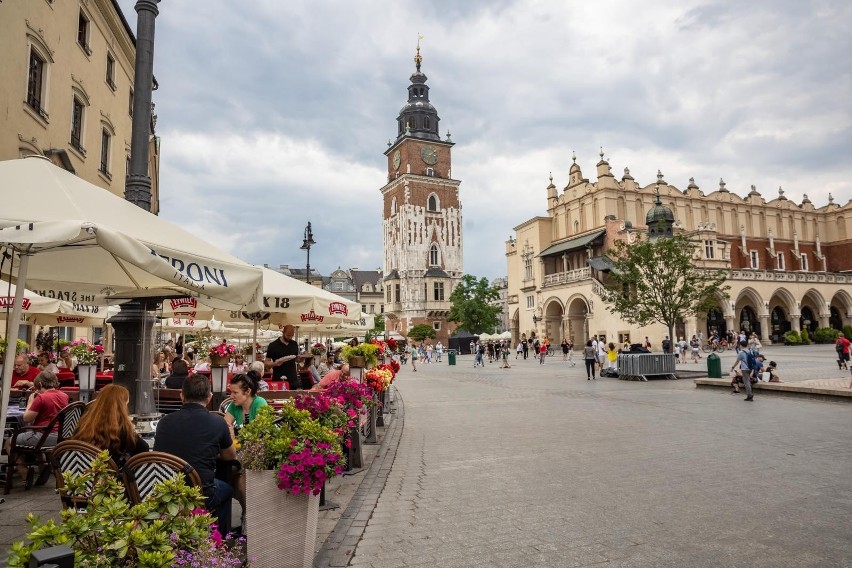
[433,282,444,301]
[800,253,808,271]
[427,194,439,211]
[749,250,759,269]
[526,295,534,309]
[524,257,533,281]
[26,48,48,118]
[777,252,785,270]
[333,281,344,291]
[99,127,112,178]
[77,10,91,54]
[105,53,116,90]
[429,244,439,266]
[433,321,441,330]
[704,240,715,259]
[70,97,85,154]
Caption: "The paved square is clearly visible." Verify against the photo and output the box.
[351,347,851,567]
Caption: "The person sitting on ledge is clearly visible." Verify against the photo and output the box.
[766,361,782,383]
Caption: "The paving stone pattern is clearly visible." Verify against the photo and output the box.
[348,347,851,568]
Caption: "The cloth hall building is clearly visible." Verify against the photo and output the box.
[505,152,851,347]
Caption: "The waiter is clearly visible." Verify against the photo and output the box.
[264,324,299,387]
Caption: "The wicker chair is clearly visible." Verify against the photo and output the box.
[122,451,202,504]
[50,440,120,510]
[3,401,87,494]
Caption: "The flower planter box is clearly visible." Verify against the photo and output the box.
[245,470,320,568]
[210,354,230,367]
[348,355,366,368]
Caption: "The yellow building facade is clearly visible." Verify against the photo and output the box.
[0,0,159,210]
[506,152,851,347]
[1,0,159,346]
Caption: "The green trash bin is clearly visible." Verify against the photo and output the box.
[707,352,722,378]
[447,349,457,366]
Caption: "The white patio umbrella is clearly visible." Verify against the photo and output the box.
[155,267,361,358]
[0,155,264,439]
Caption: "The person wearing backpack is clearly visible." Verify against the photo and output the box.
[730,340,754,401]
[835,333,850,371]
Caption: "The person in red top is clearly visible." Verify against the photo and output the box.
[835,332,851,371]
[4,370,69,481]
[11,355,40,387]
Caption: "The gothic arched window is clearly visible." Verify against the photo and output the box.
[391,196,397,215]
[429,244,439,266]
[427,193,439,212]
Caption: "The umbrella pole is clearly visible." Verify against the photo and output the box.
[0,252,30,443]
[252,318,258,361]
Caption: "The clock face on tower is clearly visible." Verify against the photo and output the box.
[392,150,401,170]
[420,145,438,165]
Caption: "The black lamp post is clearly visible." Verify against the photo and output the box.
[300,222,316,284]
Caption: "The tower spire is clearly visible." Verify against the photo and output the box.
[415,34,423,72]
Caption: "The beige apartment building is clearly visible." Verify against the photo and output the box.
[506,152,851,347]
[0,0,159,208]
[1,0,159,345]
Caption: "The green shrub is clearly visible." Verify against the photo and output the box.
[784,330,801,345]
[813,327,840,344]
[844,325,852,341]
[800,328,811,344]
[6,451,245,567]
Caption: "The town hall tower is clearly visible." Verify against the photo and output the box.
[381,45,462,345]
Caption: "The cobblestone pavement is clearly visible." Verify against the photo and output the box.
[349,347,851,568]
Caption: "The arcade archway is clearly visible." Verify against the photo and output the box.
[543,299,564,344]
[566,295,589,345]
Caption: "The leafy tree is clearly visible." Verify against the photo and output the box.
[599,233,729,344]
[448,274,502,335]
[365,314,386,343]
[407,324,437,342]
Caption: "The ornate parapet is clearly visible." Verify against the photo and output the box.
[729,270,849,284]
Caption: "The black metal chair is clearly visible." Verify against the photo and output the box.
[122,451,202,504]
[50,440,120,511]
[3,401,87,494]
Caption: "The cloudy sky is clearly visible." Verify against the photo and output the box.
[116,0,851,281]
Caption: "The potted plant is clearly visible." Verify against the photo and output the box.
[6,451,246,567]
[68,338,104,389]
[339,343,379,369]
[237,404,345,568]
[323,380,376,470]
[209,341,237,366]
[0,337,30,365]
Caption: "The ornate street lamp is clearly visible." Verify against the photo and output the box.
[300,222,316,284]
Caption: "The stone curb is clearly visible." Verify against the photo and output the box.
[314,386,404,568]
[694,378,852,401]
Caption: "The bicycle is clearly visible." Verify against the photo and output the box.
[701,339,728,353]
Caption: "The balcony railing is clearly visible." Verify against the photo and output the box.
[542,267,591,287]
[729,270,848,284]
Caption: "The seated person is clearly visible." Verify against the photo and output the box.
[223,373,268,434]
[11,355,40,387]
[767,361,782,382]
[248,361,269,391]
[56,349,76,372]
[72,384,149,467]
[4,370,69,480]
[752,354,766,381]
[37,352,60,374]
[317,353,337,378]
[312,364,350,390]
[298,356,321,388]
[229,354,248,374]
[194,356,211,373]
[164,358,191,389]
[154,374,235,535]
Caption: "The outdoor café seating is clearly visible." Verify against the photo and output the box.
[50,439,121,510]
[122,451,202,504]
[3,401,87,493]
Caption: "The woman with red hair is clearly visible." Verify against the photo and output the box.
[72,384,149,466]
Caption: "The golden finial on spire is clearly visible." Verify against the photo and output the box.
[415,34,424,72]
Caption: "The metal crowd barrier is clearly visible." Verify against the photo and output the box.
[617,353,677,381]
